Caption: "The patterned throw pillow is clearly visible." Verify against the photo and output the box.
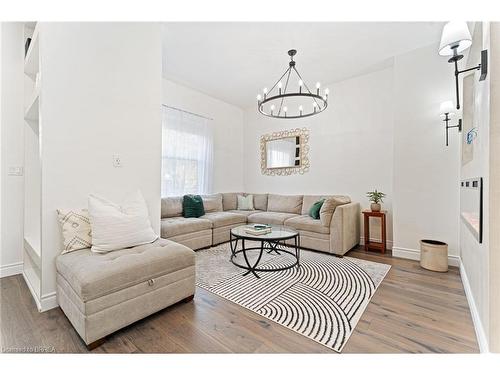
[56,208,92,254]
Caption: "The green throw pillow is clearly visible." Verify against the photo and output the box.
[309,199,325,220]
[183,194,205,218]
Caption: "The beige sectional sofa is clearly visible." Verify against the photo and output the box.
[56,192,359,349]
[161,193,360,256]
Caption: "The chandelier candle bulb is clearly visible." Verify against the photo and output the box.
[299,105,303,115]
[270,104,275,115]
[283,106,288,117]
[257,94,262,102]
[325,88,330,97]
[299,79,303,93]
[263,87,268,99]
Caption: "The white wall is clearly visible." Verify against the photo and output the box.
[488,21,500,353]
[40,23,162,297]
[243,67,395,245]
[459,22,490,351]
[392,43,460,260]
[162,79,244,193]
[242,43,461,258]
[0,23,25,278]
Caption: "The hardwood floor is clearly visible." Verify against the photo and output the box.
[0,247,479,353]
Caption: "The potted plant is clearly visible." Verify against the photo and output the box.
[366,190,386,212]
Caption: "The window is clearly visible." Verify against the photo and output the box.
[161,107,213,197]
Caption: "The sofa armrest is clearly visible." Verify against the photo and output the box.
[330,202,360,256]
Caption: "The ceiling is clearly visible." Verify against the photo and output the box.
[162,22,445,109]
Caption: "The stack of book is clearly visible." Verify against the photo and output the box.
[244,224,272,236]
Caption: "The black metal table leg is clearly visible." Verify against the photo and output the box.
[296,234,301,268]
[266,240,281,254]
[241,239,262,279]
[230,231,239,256]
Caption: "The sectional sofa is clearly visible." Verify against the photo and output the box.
[161,193,360,256]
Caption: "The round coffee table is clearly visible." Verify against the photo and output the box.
[229,224,300,278]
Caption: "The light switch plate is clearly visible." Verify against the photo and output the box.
[112,154,122,167]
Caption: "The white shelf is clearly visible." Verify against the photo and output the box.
[24,236,41,269]
[24,23,39,78]
[23,255,41,308]
[24,87,40,124]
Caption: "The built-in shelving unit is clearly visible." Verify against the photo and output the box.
[24,23,39,78]
[23,21,42,310]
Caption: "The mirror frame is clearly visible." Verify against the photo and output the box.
[260,127,310,176]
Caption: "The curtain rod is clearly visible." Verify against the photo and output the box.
[162,104,213,121]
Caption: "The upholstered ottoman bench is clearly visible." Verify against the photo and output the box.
[56,238,195,349]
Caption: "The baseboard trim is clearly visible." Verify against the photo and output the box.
[22,270,42,311]
[392,246,460,267]
[40,292,58,312]
[460,260,489,353]
[359,237,393,250]
[0,261,23,278]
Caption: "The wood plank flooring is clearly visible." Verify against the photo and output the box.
[0,247,479,353]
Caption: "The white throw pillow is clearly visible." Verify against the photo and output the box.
[237,194,254,210]
[88,190,158,253]
[56,208,92,254]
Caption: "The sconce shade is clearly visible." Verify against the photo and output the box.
[439,21,472,56]
[440,101,455,115]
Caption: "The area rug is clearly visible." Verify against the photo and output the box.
[195,241,390,352]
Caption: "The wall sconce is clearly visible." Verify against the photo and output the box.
[439,21,488,110]
[440,100,462,146]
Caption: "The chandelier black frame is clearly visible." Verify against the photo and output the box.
[257,49,328,119]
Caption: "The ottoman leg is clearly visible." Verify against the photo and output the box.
[87,337,106,351]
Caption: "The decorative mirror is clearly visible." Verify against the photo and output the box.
[260,128,310,176]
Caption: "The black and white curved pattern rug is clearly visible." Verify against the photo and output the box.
[196,241,391,352]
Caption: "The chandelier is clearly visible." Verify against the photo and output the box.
[257,49,329,119]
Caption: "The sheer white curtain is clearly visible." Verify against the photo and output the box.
[161,107,213,197]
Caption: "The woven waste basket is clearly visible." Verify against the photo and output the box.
[420,239,448,272]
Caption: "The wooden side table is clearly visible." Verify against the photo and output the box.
[362,210,387,253]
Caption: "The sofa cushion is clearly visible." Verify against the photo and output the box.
[202,193,223,213]
[302,195,351,215]
[161,217,212,238]
[249,193,268,211]
[227,209,263,217]
[267,194,303,214]
[248,211,299,225]
[284,215,330,234]
[222,192,243,211]
[161,196,183,218]
[56,238,194,301]
[320,196,351,227]
[201,211,246,229]
[302,195,330,215]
